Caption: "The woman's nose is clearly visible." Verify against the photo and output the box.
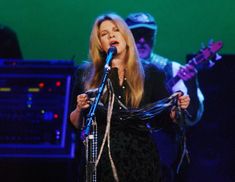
[109,32,115,38]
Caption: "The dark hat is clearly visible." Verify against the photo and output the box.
[125,12,157,30]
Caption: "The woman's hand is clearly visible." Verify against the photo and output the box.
[76,93,91,112]
[178,94,190,109]
[170,92,190,121]
[70,93,90,128]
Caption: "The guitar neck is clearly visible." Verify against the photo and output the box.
[166,52,205,90]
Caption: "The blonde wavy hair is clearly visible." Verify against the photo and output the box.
[85,13,144,108]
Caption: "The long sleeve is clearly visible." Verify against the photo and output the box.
[184,76,204,125]
[141,63,173,129]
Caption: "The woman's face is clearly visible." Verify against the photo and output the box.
[99,20,127,56]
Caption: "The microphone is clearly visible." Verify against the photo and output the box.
[104,46,117,68]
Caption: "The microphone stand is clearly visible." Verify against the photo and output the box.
[81,46,117,141]
[81,47,116,182]
[81,65,111,141]
[82,65,111,182]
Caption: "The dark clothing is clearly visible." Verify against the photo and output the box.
[71,62,172,182]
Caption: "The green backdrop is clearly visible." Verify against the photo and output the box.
[1,0,234,64]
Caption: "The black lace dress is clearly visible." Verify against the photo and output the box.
[71,62,172,182]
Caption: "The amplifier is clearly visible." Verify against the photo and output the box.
[0,59,76,158]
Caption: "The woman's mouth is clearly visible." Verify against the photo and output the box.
[110,40,119,47]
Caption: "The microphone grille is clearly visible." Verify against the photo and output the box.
[108,46,117,56]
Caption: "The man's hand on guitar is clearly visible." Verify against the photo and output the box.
[177,65,197,81]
